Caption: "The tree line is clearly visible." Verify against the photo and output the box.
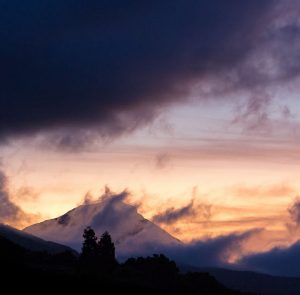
[0,226,251,294]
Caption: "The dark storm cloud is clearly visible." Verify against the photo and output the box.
[2,0,298,140]
[42,129,101,152]
[239,240,300,277]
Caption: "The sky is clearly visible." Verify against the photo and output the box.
[1,0,300,275]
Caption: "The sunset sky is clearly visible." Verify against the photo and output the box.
[1,1,300,263]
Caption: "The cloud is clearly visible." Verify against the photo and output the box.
[14,186,40,201]
[281,105,294,120]
[0,171,22,223]
[231,94,272,133]
[154,153,172,170]
[80,186,130,206]
[99,186,130,205]
[286,198,300,235]
[41,129,101,152]
[288,198,300,226]
[80,188,300,276]
[1,0,298,142]
[86,187,139,230]
[231,183,296,198]
[234,199,300,277]
[132,229,260,268]
[238,240,300,277]
[0,170,39,228]
[153,199,196,224]
[79,191,94,205]
[152,198,212,225]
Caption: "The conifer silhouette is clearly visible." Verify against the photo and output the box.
[98,231,117,272]
[81,226,98,259]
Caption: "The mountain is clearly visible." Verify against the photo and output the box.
[207,267,300,295]
[181,265,300,295]
[24,196,181,256]
[0,223,76,254]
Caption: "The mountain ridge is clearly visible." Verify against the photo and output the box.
[24,196,181,256]
[181,264,300,295]
[0,223,76,254]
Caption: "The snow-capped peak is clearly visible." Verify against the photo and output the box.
[24,194,181,256]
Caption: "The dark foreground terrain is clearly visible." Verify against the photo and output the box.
[0,235,249,294]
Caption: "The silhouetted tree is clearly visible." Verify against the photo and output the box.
[79,226,99,274]
[98,231,117,272]
[81,226,98,259]
[123,254,179,283]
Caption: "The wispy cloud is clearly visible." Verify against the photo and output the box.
[286,198,300,234]
[152,199,196,224]
[14,186,40,201]
[288,199,300,225]
[154,152,172,170]
[0,170,40,228]
[230,183,296,198]
[152,196,212,226]
[231,94,272,133]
